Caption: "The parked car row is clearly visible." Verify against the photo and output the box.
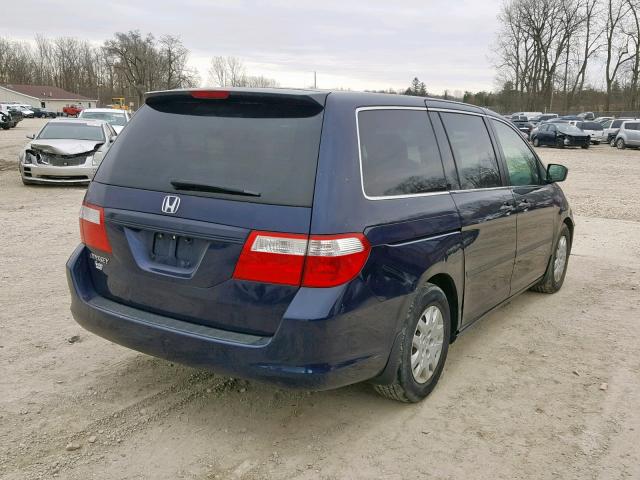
[504,110,640,150]
[528,115,640,150]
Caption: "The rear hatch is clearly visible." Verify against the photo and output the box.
[86,89,327,336]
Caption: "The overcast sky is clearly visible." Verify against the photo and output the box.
[2,0,502,93]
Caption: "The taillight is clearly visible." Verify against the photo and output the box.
[233,231,370,288]
[79,202,111,253]
[302,235,370,287]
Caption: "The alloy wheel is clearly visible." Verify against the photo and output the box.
[553,236,568,283]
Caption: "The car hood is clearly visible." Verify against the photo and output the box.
[29,139,103,155]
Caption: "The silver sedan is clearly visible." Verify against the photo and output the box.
[18,118,116,185]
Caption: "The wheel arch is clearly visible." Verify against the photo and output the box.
[426,273,460,343]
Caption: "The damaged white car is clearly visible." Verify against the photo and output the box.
[19,118,116,185]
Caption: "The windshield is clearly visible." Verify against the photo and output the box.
[38,122,105,141]
[81,111,127,126]
[556,124,584,135]
[95,98,324,207]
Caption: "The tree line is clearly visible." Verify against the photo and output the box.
[493,0,640,114]
[0,31,199,107]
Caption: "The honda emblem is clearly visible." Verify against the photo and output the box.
[161,195,181,214]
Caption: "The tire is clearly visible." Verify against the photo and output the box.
[581,144,590,149]
[530,224,571,294]
[533,137,540,147]
[374,283,451,403]
[616,138,626,149]
[594,141,600,145]
[556,139,565,149]
[610,138,616,147]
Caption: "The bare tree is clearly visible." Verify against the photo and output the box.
[624,0,640,109]
[604,0,633,110]
[207,56,277,88]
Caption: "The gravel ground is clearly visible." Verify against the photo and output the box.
[1,119,639,480]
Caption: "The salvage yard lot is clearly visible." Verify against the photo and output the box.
[1,118,639,480]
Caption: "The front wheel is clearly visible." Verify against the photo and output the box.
[374,283,450,402]
[530,224,571,294]
[581,144,590,149]
[533,137,540,147]
[616,138,626,149]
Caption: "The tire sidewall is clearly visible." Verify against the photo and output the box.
[533,137,540,147]
[398,284,451,402]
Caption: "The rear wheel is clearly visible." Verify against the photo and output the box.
[581,143,590,149]
[374,283,450,403]
[556,138,565,149]
[594,141,600,145]
[533,137,540,147]
[531,224,571,294]
[610,138,616,147]
[616,138,626,149]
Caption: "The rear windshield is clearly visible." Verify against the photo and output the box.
[95,96,324,207]
[556,124,584,135]
[81,111,127,126]
[38,122,105,141]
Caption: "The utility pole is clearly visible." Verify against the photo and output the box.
[313,71,317,89]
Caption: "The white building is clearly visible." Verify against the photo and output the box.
[0,84,97,113]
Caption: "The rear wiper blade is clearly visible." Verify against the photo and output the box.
[170,180,261,197]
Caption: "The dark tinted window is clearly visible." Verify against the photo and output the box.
[580,122,603,130]
[492,120,541,186]
[440,113,501,190]
[38,122,105,141]
[95,99,324,207]
[358,109,447,197]
[625,122,640,130]
[612,120,625,128]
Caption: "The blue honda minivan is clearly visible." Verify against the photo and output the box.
[67,89,573,402]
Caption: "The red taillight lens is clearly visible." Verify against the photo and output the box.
[233,231,370,288]
[190,90,230,99]
[79,202,111,253]
[233,231,307,285]
[302,234,370,287]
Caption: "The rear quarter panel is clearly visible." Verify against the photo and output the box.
[311,93,465,339]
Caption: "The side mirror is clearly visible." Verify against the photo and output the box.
[26,134,35,139]
[547,164,568,183]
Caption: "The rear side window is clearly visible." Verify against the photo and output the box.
[95,97,324,207]
[625,122,639,130]
[358,109,447,198]
[581,122,603,130]
[492,120,541,186]
[440,113,501,190]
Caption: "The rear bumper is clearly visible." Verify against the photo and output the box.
[66,245,391,390]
